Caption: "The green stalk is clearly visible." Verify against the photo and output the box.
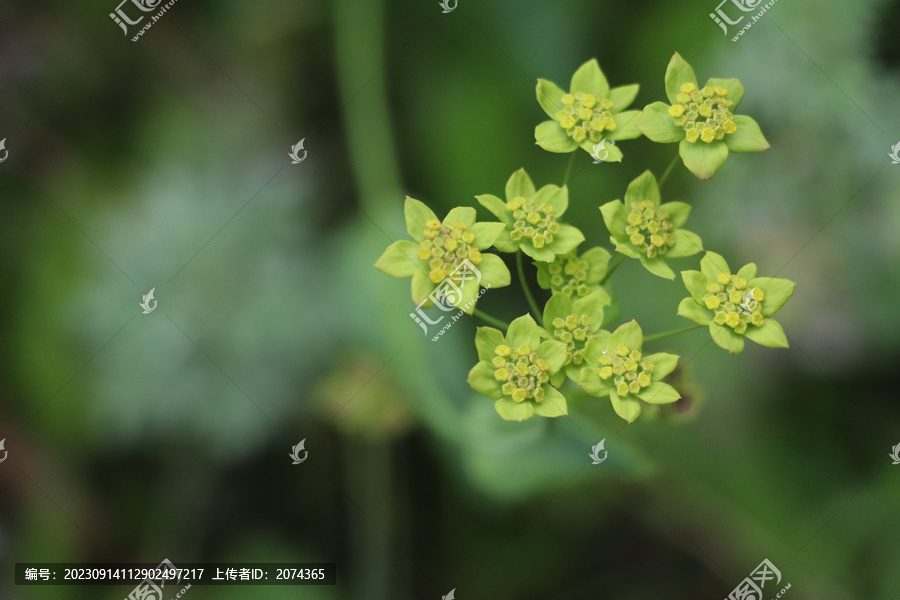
[600,254,624,285]
[657,152,681,189]
[643,324,703,343]
[516,250,543,321]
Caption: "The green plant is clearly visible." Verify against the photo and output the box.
[376,53,794,423]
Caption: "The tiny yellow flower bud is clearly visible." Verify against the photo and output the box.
[685,129,700,143]
[680,82,697,94]
[561,94,575,105]
[637,372,651,387]
[700,128,716,143]
[616,345,629,357]
[717,272,732,285]
[494,368,510,381]
[560,116,576,130]
[511,388,527,403]
[492,356,507,368]
[668,105,685,118]
[429,268,447,283]
[495,345,511,357]
[582,94,597,108]
[426,219,441,230]
[616,382,630,396]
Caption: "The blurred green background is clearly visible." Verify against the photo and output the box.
[2,0,900,598]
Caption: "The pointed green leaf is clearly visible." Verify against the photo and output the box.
[475,326,505,361]
[570,59,609,98]
[660,201,691,227]
[677,297,714,325]
[681,270,710,302]
[640,256,676,280]
[608,84,640,108]
[665,52,698,105]
[736,263,758,280]
[751,276,795,316]
[745,318,789,348]
[534,386,568,417]
[709,322,745,354]
[637,102,685,144]
[645,352,680,379]
[476,253,511,288]
[608,110,642,141]
[700,251,731,282]
[538,340,569,374]
[543,292,574,329]
[610,391,642,423]
[637,382,681,404]
[679,138,729,180]
[443,206,476,227]
[411,269,436,306]
[521,243,556,262]
[705,77,744,107]
[624,170,661,206]
[667,229,703,258]
[505,168,536,201]
[536,78,566,118]
[470,222,507,249]
[546,224,584,256]
[404,196,438,242]
[468,361,503,398]
[535,184,568,216]
[494,398,535,421]
[610,320,643,350]
[507,314,542,348]
[599,200,627,238]
[535,120,579,153]
[724,116,769,153]
[375,240,420,277]
[476,194,510,223]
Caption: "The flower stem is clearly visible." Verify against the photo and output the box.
[517,250,543,321]
[472,308,509,330]
[563,151,577,185]
[657,152,681,189]
[643,324,703,343]
[599,254,624,285]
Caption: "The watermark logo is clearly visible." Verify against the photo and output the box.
[442,589,456,600]
[124,558,189,600]
[140,288,157,314]
[889,142,900,165]
[710,0,780,41]
[290,439,308,465]
[110,0,181,42]
[725,559,789,600]
[890,443,900,465]
[0,138,8,163]
[289,139,307,164]
[590,139,614,164]
[589,439,608,464]
[439,0,457,13]
[0,439,7,464]
[409,260,489,340]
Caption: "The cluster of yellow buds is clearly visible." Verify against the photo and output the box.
[625,200,676,258]
[492,344,553,403]
[506,197,560,249]
[598,345,655,397]
[668,82,737,143]
[555,92,617,144]
[703,273,765,334]
[417,220,482,283]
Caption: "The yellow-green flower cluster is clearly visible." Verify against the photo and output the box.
[625,200,676,258]
[506,196,560,249]
[703,273,765,334]
[492,344,552,403]
[417,219,482,283]
[551,313,593,367]
[598,345,655,398]
[556,92,617,144]
[667,82,737,144]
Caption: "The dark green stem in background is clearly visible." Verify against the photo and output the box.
[517,250,543,321]
[657,152,681,189]
[643,324,703,343]
[473,308,509,330]
[600,254,624,285]
[563,151,577,185]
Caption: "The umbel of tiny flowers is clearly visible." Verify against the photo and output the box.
[476,168,585,262]
[599,170,703,279]
[678,251,795,354]
[534,59,642,162]
[636,52,769,180]
[542,291,608,385]
[375,197,511,313]
[535,246,612,303]
[467,315,569,421]
[575,320,681,423]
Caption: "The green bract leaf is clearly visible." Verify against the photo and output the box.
[505,168,537,200]
[533,386,568,417]
[624,170,661,205]
[724,116,770,153]
[468,362,503,398]
[665,52,698,105]
[443,206,477,227]
[608,110,642,141]
[599,200,627,238]
[677,296,714,325]
[745,318,789,348]
[646,352,679,379]
[494,398,535,421]
[570,59,610,98]
[609,320,643,350]
[709,321,745,354]
[637,102,685,143]
[608,84,640,108]
[375,240,420,278]
[536,79,566,118]
[637,382,681,405]
[610,391,642,423]
[475,326,506,361]
[705,77,745,108]
[507,314,543,348]
[751,276,795,317]
[404,196,438,242]
[700,252,731,282]
[681,270,710,302]
[477,254,512,288]
[640,256,676,280]
[679,138,729,180]
[535,121,579,153]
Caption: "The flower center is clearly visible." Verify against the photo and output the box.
[598,345,655,397]
[506,197,560,248]
[667,82,737,144]
[416,220,482,283]
[551,313,593,366]
[703,273,765,334]
[625,200,675,258]
[492,344,552,403]
[548,253,591,297]
[556,92,617,144]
